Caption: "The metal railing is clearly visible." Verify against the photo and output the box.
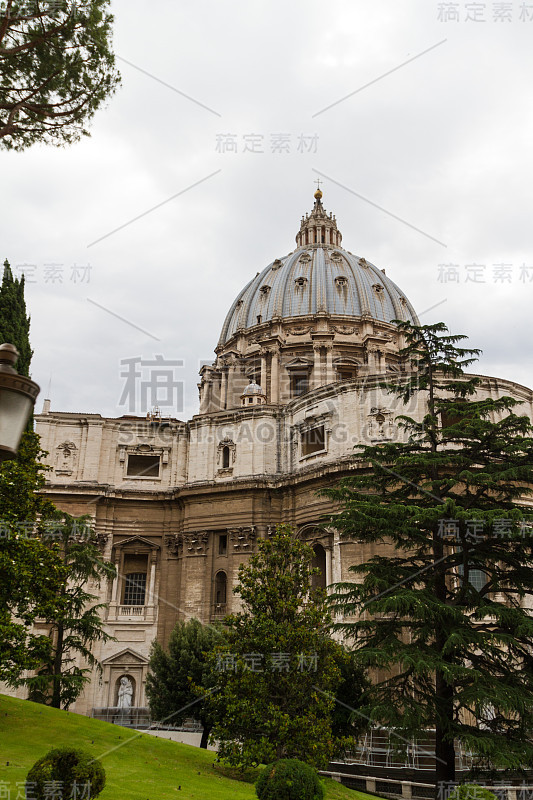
[91,707,151,728]
[211,603,227,620]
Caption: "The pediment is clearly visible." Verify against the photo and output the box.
[101,648,149,666]
[285,357,313,369]
[114,535,160,550]
[333,357,361,366]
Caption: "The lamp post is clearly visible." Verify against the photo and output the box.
[0,343,40,462]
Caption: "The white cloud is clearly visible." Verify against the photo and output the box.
[2,0,531,420]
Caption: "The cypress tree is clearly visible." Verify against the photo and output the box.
[0,266,114,702]
[0,258,60,682]
[0,258,33,377]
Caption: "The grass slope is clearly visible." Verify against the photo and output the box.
[0,694,370,800]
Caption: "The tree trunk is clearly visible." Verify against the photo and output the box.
[200,724,211,749]
[435,675,456,790]
[51,623,64,709]
[433,527,456,792]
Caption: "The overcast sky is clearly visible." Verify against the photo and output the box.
[2,0,532,421]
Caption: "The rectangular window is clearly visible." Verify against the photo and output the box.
[468,569,487,591]
[458,566,487,591]
[126,454,160,477]
[301,425,325,457]
[291,374,309,397]
[218,534,228,556]
[457,549,487,591]
[440,410,462,428]
[123,572,146,605]
[337,369,356,382]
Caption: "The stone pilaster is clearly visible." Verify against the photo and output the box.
[181,532,210,620]
[325,344,334,385]
[220,368,228,410]
[312,344,322,390]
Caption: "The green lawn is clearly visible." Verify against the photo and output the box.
[0,694,373,800]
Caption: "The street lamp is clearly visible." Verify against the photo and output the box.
[0,343,40,462]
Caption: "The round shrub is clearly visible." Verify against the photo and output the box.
[447,785,497,800]
[26,747,106,800]
[255,758,324,800]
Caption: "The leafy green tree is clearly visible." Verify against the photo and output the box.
[145,618,221,749]
[324,321,533,785]
[0,259,32,376]
[330,647,370,745]
[206,525,343,770]
[0,431,64,682]
[19,512,116,709]
[0,0,120,150]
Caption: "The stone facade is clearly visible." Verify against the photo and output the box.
[5,190,533,716]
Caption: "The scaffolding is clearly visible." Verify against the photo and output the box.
[342,730,435,769]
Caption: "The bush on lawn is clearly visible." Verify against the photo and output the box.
[255,758,324,800]
[447,785,497,800]
[26,747,106,799]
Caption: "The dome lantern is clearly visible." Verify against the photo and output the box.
[295,185,342,248]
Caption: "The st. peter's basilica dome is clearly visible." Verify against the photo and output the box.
[218,188,419,347]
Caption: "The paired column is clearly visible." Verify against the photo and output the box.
[325,344,334,385]
[260,349,268,396]
[366,346,384,374]
[325,545,333,589]
[147,553,157,607]
[220,368,228,410]
[366,346,377,373]
[111,560,120,605]
[270,347,280,404]
[199,379,211,414]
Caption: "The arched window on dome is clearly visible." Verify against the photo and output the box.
[222,446,230,469]
[217,438,236,473]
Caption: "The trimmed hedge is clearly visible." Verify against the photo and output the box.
[255,758,324,800]
[447,785,497,800]
[26,747,106,799]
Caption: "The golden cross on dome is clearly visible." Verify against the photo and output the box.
[314,178,322,191]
